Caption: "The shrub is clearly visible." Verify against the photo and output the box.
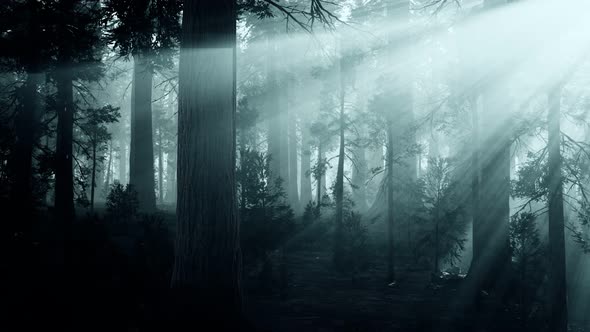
[106,182,139,222]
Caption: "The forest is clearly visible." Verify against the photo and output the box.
[1,0,590,331]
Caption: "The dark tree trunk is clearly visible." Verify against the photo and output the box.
[547,86,568,332]
[316,143,323,214]
[386,118,395,283]
[90,139,97,212]
[470,95,482,268]
[267,69,282,187]
[157,125,164,205]
[55,67,75,225]
[129,55,156,212]
[171,0,242,327]
[334,69,346,265]
[288,110,299,210]
[300,123,313,207]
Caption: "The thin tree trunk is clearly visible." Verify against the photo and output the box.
[90,140,96,212]
[171,0,242,326]
[55,67,75,225]
[158,126,164,205]
[300,123,312,207]
[547,86,568,332]
[351,143,368,212]
[316,143,323,214]
[129,55,156,212]
[104,140,113,190]
[334,60,346,265]
[386,119,395,283]
[288,110,299,210]
[166,151,176,203]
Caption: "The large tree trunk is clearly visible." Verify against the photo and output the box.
[386,118,395,283]
[470,95,482,268]
[55,67,75,225]
[129,55,156,212]
[471,90,511,296]
[334,67,346,266]
[171,0,242,327]
[547,86,568,332]
[300,123,313,207]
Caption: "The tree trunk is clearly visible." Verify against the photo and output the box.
[129,55,156,212]
[104,140,113,191]
[475,91,511,293]
[158,125,164,205]
[351,142,368,212]
[386,119,395,283]
[547,86,568,332]
[90,140,96,212]
[171,0,242,327]
[470,95,482,268]
[300,123,313,207]
[118,135,127,184]
[267,70,282,187]
[55,67,75,225]
[334,67,346,266]
[316,143,323,214]
[288,110,299,210]
[166,151,176,203]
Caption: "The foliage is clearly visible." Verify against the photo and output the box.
[103,0,182,68]
[238,149,295,264]
[509,212,546,323]
[415,158,466,270]
[106,182,139,222]
[334,211,373,277]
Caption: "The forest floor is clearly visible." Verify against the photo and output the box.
[244,246,590,332]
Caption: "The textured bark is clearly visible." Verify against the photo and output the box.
[171,0,241,326]
[129,55,156,212]
[300,123,313,207]
[547,86,568,332]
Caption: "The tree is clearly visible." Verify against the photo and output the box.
[103,0,182,212]
[78,105,120,211]
[170,0,242,326]
[547,85,568,332]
